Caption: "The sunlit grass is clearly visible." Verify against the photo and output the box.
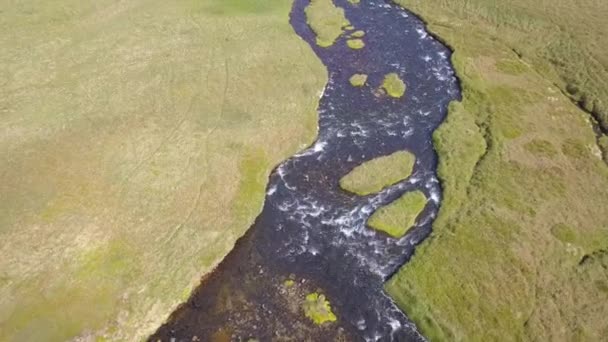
[387,0,608,340]
[0,0,325,340]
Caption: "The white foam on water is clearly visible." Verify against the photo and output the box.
[388,318,402,333]
[402,127,414,137]
[417,109,431,116]
[416,27,428,39]
[365,332,383,342]
[266,184,277,196]
[429,190,440,203]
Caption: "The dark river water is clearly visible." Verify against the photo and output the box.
[150,0,459,341]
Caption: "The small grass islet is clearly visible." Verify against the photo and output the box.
[367,191,427,238]
[350,30,365,38]
[305,0,351,47]
[339,151,416,195]
[346,38,365,49]
[349,74,368,87]
[381,73,406,98]
[302,292,337,325]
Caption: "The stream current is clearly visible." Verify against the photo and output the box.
[150,0,459,341]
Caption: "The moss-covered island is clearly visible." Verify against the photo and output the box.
[368,191,427,238]
[305,0,351,47]
[386,0,608,340]
[350,30,366,38]
[381,73,407,98]
[302,293,338,325]
[349,73,368,87]
[347,38,366,49]
[340,151,416,195]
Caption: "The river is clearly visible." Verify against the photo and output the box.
[149,0,459,340]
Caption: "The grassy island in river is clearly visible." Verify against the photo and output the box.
[339,151,416,195]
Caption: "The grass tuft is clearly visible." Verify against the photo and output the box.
[302,293,337,325]
[346,38,365,49]
[349,73,368,87]
[381,73,406,98]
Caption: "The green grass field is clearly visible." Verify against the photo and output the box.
[0,0,325,340]
[386,0,608,340]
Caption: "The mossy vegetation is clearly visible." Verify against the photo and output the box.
[302,293,337,325]
[386,0,608,340]
[346,39,365,49]
[367,191,427,238]
[305,0,350,47]
[350,30,365,38]
[349,74,368,87]
[381,73,406,98]
[0,0,326,340]
[339,151,416,195]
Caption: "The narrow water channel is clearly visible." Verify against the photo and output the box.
[150,0,459,341]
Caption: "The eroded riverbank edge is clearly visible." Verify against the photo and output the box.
[385,0,608,340]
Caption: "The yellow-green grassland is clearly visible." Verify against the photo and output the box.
[0,0,325,340]
[386,0,608,340]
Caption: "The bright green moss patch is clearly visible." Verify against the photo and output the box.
[284,279,295,288]
[524,139,557,158]
[346,38,365,49]
[339,151,416,195]
[302,293,337,325]
[305,0,350,47]
[350,30,365,38]
[349,74,368,87]
[367,191,427,238]
[381,73,406,98]
[347,0,361,4]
